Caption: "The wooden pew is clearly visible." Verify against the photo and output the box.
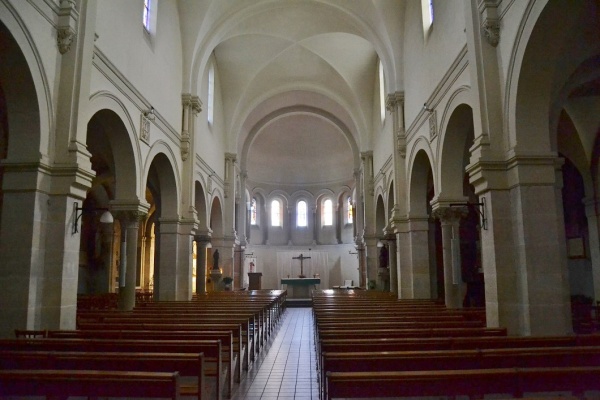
[0,350,205,400]
[325,366,600,400]
[0,338,226,400]
[53,327,240,385]
[0,369,182,399]
[76,320,248,376]
[320,346,600,399]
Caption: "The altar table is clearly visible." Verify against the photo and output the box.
[281,278,320,299]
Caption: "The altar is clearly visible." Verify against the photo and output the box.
[281,278,320,299]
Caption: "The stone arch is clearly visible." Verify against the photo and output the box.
[87,93,141,200]
[375,194,386,237]
[144,151,181,301]
[144,143,180,220]
[507,0,599,153]
[0,13,53,336]
[194,180,208,231]
[0,7,51,162]
[437,91,473,202]
[408,146,435,217]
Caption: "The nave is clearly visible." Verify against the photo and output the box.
[231,308,319,400]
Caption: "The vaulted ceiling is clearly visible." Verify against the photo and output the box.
[180,1,405,189]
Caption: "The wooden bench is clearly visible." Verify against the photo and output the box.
[325,366,600,399]
[321,346,600,399]
[0,350,205,400]
[49,328,240,386]
[0,337,226,400]
[0,369,182,399]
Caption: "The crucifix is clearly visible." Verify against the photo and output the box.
[292,253,311,278]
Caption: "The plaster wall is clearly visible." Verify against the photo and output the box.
[95,0,183,128]
[248,244,359,291]
[403,0,466,126]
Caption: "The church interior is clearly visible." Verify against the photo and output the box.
[1,0,600,398]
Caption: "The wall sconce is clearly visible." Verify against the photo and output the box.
[376,239,385,248]
[143,106,155,121]
[423,103,433,113]
[72,201,113,235]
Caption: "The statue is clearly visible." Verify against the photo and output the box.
[212,249,220,270]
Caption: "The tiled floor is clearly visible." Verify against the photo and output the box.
[231,307,320,400]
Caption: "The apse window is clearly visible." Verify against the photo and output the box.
[422,0,434,37]
[346,196,353,224]
[143,0,151,32]
[250,198,257,225]
[208,61,215,125]
[323,199,333,226]
[271,199,282,227]
[297,200,308,227]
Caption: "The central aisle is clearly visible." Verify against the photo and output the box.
[231,307,319,400]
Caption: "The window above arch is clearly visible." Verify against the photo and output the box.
[208,61,215,125]
[297,200,308,227]
[250,197,257,225]
[271,199,282,227]
[378,59,386,123]
[143,0,151,31]
[421,0,434,38]
[323,199,333,226]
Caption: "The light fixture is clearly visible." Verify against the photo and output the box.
[376,240,384,248]
[423,103,433,113]
[143,106,155,121]
[72,202,113,235]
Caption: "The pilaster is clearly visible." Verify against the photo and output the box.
[193,233,212,295]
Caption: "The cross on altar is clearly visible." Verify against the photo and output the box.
[292,253,311,278]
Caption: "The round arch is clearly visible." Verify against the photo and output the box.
[143,142,181,219]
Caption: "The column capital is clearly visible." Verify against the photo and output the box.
[431,207,468,224]
[385,91,405,112]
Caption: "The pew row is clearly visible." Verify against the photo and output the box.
[0,338,227,400]
[0,350,206,400]
[321,346,600,400]
[0,369,182,399]
[325,366,600,400]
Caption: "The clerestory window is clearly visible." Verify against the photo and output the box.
[297,200,308,227]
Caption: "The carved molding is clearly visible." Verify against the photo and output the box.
[385,91,405,113]
[57,27,75,54]
[431,207,468,223]
[428,110,437,140]
[140,114,150,143]
[482,19,500,47]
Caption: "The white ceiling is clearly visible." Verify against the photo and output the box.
[181,1,404,189]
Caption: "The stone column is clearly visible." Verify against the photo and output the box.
[584,198,600,303]
[365,235,379,290]
[433,207,467,308]
[115,210,145,310]
[156,218,181,301]
[234,244,246,289]
[407,216,431,298]
[194,234,211,295]
[310,205,316,245]
[354,169,367,288]
[385,234,398,294]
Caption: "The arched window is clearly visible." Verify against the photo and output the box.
[297,200,307,227]
[421,0,434,37]
[250,198,257,225]
[346,196,353,224]
[323,199,333,226]
[379,59,386,123]
[271,199,281,227]
[143,0,151,31]
[208,61,215,125]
